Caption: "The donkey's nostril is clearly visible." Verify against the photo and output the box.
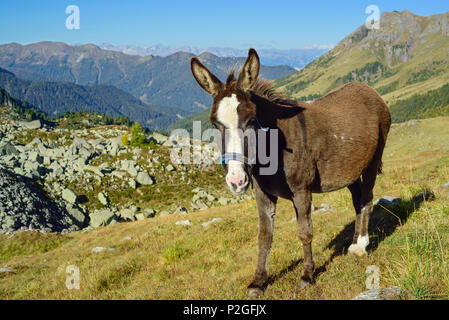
[227,174,249,192]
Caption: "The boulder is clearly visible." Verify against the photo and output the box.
[67,207,87,228]
[142,208,156,218]
[136,171,154,186]
[0,142,19,156]
[119,206,139,221]
[62,188,78,204]
[89,209,116,228]
[128,178,137,189]
[165,164,175,172]
[17,120,41,130]
[121,160,138,177]
[159,210,171,217]
[352,286,402,300]
[28,151,44,164]
[49,162,64,176]
[98,192,109,206]
[175,220,192,226]
[92,247,115,253]
[201,218,223,228]
[218,197,230,206]
[150,132,168,145]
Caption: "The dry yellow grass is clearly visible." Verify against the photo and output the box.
[1,117,449,300]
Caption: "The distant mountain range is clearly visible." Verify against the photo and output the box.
[274,10,449,122]
[99,43,330,69]
[0,68,175,129]
[0,42,297,120]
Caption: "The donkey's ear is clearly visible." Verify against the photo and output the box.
[191,57,222,95]
[238,48,260,91]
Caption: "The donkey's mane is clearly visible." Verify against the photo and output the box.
[226,68,298,107]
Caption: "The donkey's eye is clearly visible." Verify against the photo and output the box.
[243,118,256,129]
[212,122,223,130]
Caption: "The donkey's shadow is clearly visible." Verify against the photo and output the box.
[267,190,435,286]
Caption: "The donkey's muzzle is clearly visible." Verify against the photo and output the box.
[226,174,249,195]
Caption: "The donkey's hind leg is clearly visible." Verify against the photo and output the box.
[348,162,379,256]
[248,188,277,299]
[347,178,366,256]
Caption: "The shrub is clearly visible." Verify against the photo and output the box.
[121,132,130,146]
[129,122,146,147]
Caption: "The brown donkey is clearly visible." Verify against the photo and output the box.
[191,49,391,298]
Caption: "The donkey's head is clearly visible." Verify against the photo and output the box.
[191,49,261,195]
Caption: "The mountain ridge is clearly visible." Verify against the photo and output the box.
[275,9,449,115]
[0,67,177,129]
[99,43,330,68]
[0,42,297,115]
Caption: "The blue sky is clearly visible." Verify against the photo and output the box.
[1,0,449,49]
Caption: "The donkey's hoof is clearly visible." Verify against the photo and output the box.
[248,287,264,299]
[299,279,312,290]
[348,244,367,257]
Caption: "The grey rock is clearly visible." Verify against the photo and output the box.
[97,192,109,206]
[92,247,115,253]
[175,220,192,226]
[352,286,402,300]
[17,120,41,130]
[0,142,19,156]
[150,132,168,145]
[128,178,137,189]
[142,208,156,218]
[313,203,335,214]
[121,160,138,177]
[159,210,171,217]
[0,267,13,273]
[85,165,104,177]
[201,218,223,228]
[191,200,209,211]
[28,151,44,164]
[49,162,64,176]
[66,207,87,228]
[165,164,175,172]
[62,188,78,204]
[119,206,139,221]
[192,187,203,193]
[218,197,230,206]
[136,171,154,186]
[89,209,117,228]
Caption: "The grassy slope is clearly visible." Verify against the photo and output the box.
[1,117,449,300]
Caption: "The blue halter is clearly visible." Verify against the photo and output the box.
[220,153,256,167]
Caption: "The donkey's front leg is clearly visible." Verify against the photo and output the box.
[248,188,277,299]
[292,190,315,289]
